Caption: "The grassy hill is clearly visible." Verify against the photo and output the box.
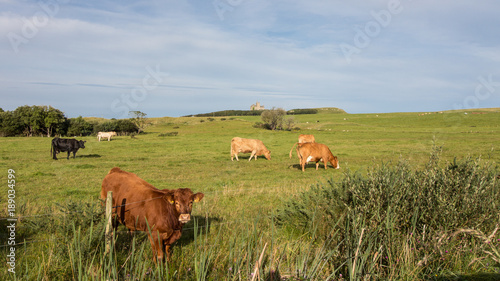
[1,109,499,280]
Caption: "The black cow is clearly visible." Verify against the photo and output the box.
[51,137,86,160]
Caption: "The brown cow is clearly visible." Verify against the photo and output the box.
[290,142,339,171]
[101,167,204,262]
[231,137,271,161]
[298,134,315,143]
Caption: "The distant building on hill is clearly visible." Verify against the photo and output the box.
[250,102,265,110]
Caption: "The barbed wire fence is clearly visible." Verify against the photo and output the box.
[0,183,297,249]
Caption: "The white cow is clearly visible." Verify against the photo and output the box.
[97,131,117,141]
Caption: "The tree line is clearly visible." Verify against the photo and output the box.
[0,105,139,137]
[185,108,318,117]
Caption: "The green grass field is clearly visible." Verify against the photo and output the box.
[1,108,499,280]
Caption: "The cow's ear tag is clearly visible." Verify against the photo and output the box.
[193,192,204,203]
[164,195,175,204]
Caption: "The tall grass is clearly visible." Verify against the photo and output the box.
[276,148,500,280]
[2,150,498,280]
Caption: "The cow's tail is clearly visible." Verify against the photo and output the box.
[289,142,299,158]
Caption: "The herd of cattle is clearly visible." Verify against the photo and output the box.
[231,134,339,171]
[50,132,339,261]
[51,132,340,172]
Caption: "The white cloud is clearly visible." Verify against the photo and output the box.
[1,0,499,117]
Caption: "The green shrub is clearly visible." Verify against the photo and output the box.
[93,119,138,135]
[275,150,500,279]
[67,116,94,136]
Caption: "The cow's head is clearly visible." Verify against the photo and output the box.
[78,140,86,149]
[264,150,271,160]
[164,188,204,224]
[331,156,340,169]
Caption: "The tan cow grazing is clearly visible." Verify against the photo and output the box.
[290,142,339,171]
[97,131,117,141]
[231,137,271,161]
[298,134,315,143]
[101,167,204,262]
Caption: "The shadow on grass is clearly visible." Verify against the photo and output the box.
[78,154,101,158]
[289,163,334,171]
[232,156,269,161]
[177,215,222,246]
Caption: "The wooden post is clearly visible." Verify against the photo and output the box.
[105,191,113,254]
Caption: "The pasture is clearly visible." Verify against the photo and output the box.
[0,108,499,280]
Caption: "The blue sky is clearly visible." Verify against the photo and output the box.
[1,0,499,118]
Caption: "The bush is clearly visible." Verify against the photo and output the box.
[67,116,94,136]
[93,119,138,135]
[261,108,286,130]
[275,150,500,279]
[252,122,271,130]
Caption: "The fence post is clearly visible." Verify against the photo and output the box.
[105,191,113,254]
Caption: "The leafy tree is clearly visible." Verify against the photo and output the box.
[67,116,94,136]
[129,111,148,133]
[94,120,117,133]
[261,107,286,130]
[93,119,138,135]
[2,105,68,137]
[14,105,45,136]
[115,119,138,134]
[0,111,23,136]
[43,106,66,137]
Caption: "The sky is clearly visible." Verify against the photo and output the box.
[1,0,500,118]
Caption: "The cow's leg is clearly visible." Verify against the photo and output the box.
[73,151,77,159]
[66,151,71,159]
[163,231,181,262]
[249,150,256,161]
[164,244,171,261]
[316,161,320,170]
[53,150,58,160]
[108,136,110,141]
[301,158,306,171]
[234,153,239,161]
[149,232,163,263]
